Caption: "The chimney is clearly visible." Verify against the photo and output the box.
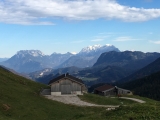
[66,73,69,76]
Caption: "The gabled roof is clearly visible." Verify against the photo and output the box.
[48,73,84,85]
[94,84,114,92]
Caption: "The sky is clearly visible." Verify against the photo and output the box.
[0,0,160,58]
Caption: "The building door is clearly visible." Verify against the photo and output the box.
[61,85,71,94]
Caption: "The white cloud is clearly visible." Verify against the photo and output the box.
[114,36,142,42]
[150,40,160,44]
[1,0,160,25]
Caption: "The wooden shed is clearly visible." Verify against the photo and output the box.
[94,84,132,96]
[48,73,87,96]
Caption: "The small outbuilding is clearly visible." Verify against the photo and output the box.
[94,84,132,96]
[48,73,87,96]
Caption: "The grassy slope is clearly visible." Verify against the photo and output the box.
[0,66,160,120]
[0,67,105,120]
[79,94,160,120]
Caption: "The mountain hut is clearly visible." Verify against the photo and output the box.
[48,73,87,96]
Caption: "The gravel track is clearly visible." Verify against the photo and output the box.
[120,97,146,103]
[45,95,119,108]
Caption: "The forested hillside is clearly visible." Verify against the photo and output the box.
[120,57,160,83]
[121,71,160,101]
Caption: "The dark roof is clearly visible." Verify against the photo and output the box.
[48,73,84,85]
[94,84,114,92]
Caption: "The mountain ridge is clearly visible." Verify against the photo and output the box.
[0,58,9,62]
[119,56,160,83]
[78,44,119,56]
[0,50,75,73]
[94,51,160,71]
[0,44,120,73]
[29,51,160,86]
[57,44,120,68]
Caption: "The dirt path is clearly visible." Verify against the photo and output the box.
[45,95,119,108]
[120,97,146,103]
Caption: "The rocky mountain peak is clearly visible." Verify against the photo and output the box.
[78,44,120,56]
[16,50,45,57]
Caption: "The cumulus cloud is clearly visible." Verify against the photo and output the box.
[1,0,160,25]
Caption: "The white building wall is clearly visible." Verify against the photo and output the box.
[51,92,61,96]
[76,91,82,95]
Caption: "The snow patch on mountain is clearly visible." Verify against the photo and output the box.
[16,50,45,57]
[70,52,77,55]
[79,44,101,53]
[78,44,120,55]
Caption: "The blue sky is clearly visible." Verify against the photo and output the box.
[0,0,160,57]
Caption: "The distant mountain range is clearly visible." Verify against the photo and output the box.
[0,44,120,73]
[1,44,160,89]
[94,51,160,71]
[29,51,160,86]
[0,50,74,73]
[0,58,8,62]
[74,52,159,86]
[78,44,119,56]
[57,44,120,68]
